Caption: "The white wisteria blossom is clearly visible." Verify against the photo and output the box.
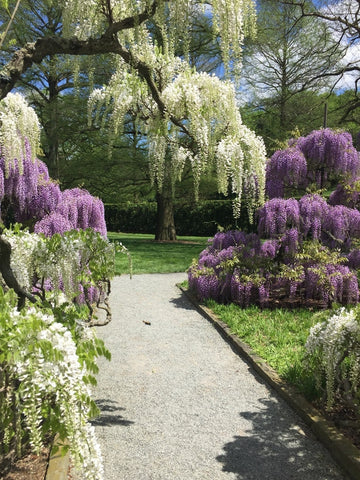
[0,93,41,173]
[306,307,360,410]
[89,57,267,218]
[60,0,256,73]
[1,227,115,309]
[2,301,105,480]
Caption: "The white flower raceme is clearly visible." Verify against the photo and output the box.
[0,93,41,173]
[89,57,266,218]
[3,230,41,290]
[306,307,360,409]
[6,305,104,480]
[60,0,256,73]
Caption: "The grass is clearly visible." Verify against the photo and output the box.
[205,299,331,399]
[108,232,209,275]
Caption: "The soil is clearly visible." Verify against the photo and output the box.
[1,447,49,480]
[321,400,360,449]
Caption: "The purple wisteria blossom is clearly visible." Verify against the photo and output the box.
[34,188,107,237]
[257,198,300,237]
[195,129,360,309]
[34,212,73,237]
[296,128,360,186]
[322,205,360,249]
[299,194,328,240]
[0,139,107,237]
[266,147,307,199]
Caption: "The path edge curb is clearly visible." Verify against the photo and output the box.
[45,436,70,480]
[179,285,360,480]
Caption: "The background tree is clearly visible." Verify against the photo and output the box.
[241,0,346,153]
[282,0,360,124]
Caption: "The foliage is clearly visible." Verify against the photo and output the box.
[305,307,360,416]
[105,200,253,236]
[0,287,110,479]
[240,0,345,151]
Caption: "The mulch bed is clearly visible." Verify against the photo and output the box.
[1,447,50,480]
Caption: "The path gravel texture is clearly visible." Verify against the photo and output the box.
[93,273,348,480]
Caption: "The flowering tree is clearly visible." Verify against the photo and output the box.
[266,128,360,198]
[0,0,267,240]
[189,128,360,309]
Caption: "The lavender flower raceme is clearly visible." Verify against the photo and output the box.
[266,147,307,199]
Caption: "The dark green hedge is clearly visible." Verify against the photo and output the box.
[105,200,253,236]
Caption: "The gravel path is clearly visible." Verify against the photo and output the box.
[93,273,348,480]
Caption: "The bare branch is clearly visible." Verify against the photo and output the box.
[0,1,160,99]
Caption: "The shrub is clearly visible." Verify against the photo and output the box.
[189,129,360,310]
[105,199,252,236]
[188,230,359,308]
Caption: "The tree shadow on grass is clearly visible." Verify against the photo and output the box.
[216,397,345,480]
[91,399,134,427]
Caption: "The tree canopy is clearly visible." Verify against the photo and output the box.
[0,0,267,225]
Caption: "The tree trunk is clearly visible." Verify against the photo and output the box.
[155,190,177,241]
[45,71,60,179]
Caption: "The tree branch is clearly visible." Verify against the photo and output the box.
[0,1,160,100]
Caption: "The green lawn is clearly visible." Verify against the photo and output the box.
[205,299,331,399]
[108,232,209,275]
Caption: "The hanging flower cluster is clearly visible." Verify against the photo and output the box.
[1,227,115,311]
[0,136,107,237]
[305,307,360,413]
[35,188,107,238]
[61,0,256,75]
[89,56,267,219]
[0,288,107,480]
[0,147,61,222]
[0,93,41,171]
[188,230,358,308]
[266,128,360,198]
[265,147,307,199]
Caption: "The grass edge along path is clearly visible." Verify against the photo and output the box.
[180,286,360,480]
[204,299,329,400]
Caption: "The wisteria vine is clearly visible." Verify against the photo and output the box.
[190,128,360,310]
